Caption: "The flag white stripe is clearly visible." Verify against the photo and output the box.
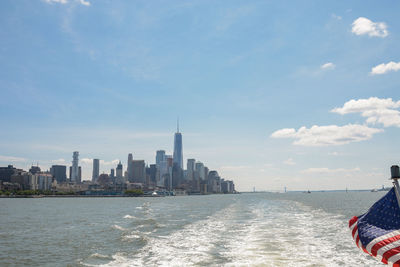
[377,240,400,258]
[367,230,400,253]
[387,253,400,265]
[349,221,357,231]
[353,229,358,241]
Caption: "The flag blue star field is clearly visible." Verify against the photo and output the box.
[349,187,400,266]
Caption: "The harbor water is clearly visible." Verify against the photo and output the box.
[0,192,387,266]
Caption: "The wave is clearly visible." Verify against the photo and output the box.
[111,225,127,231]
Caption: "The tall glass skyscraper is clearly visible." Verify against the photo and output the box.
[71,151,79,183]
[173,120,183,169]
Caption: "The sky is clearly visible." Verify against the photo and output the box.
[1,0,400,191]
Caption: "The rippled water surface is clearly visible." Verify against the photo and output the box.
[0,192,388,266]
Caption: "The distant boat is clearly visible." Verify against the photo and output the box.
[371,188,378,192]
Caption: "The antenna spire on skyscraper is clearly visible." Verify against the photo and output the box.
[177,117,179,133]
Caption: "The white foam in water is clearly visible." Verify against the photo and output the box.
[100,198,383,267]
[111,225,127,231]
[123,215,135,219]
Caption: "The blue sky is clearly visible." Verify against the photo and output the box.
[1,0,400,191]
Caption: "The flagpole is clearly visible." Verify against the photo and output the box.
[391,165,400,208]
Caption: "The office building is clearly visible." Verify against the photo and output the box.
[187,159,195,180]
[132,160,145,183]
[156,150,165,166]
[116,161,123,181]
[50,165,67,183]
[127,153,133,181]
[173,120,183,169]
[29,165,41,175]
[71,151,79,183]
[92,159,100,182]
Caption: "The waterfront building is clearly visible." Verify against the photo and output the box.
[195,162,205,180]
[97,173,110,186]
[0,165,19,182]
[10,170,31,190]
[29,165,41,175]
[116,161,123,182]
[50,165,67,183]
[71,151,79,183]
[132,160,146,183]
[110,168,115,178]
[173,121,183,169]
[208,171,221,193]
[34,172,53,191]
[127,153,133,181]
[92,159,100,182]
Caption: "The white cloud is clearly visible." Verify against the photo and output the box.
[283,158,296,165]
[271,124,382,146]
[0,155,27,162]
[79,0,90,6]
[101,159,120,166]
[331,14,342,20]
[301,167,360,174]
[43,0,90,6]
[332,97,400,127]
[80,158,119,166]
[351,17,388,37]
[321,62,335,70]
[371,61,400,75]
[44,0,68,3]
[81,158,92,164]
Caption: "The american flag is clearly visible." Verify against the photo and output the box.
[350,187,400,266]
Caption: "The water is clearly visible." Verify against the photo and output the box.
[0,192,387,266]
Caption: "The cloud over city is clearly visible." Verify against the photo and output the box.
[271,124,382,146]
[351,17,388,37]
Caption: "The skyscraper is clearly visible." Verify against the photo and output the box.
[92,159,100,182]
[127,153,133,181]
[71,151,79,183]
[173,120,183,169]
[116,161,123,180]
[187,159,195,180]
[132,160,146,183]
[156,150,165,166]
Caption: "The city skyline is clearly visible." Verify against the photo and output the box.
[1,1,400,191]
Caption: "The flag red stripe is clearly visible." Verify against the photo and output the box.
[381,246,400,264]
[371,235,400,256]
[349,216,358,228]
[393,259,400,267]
